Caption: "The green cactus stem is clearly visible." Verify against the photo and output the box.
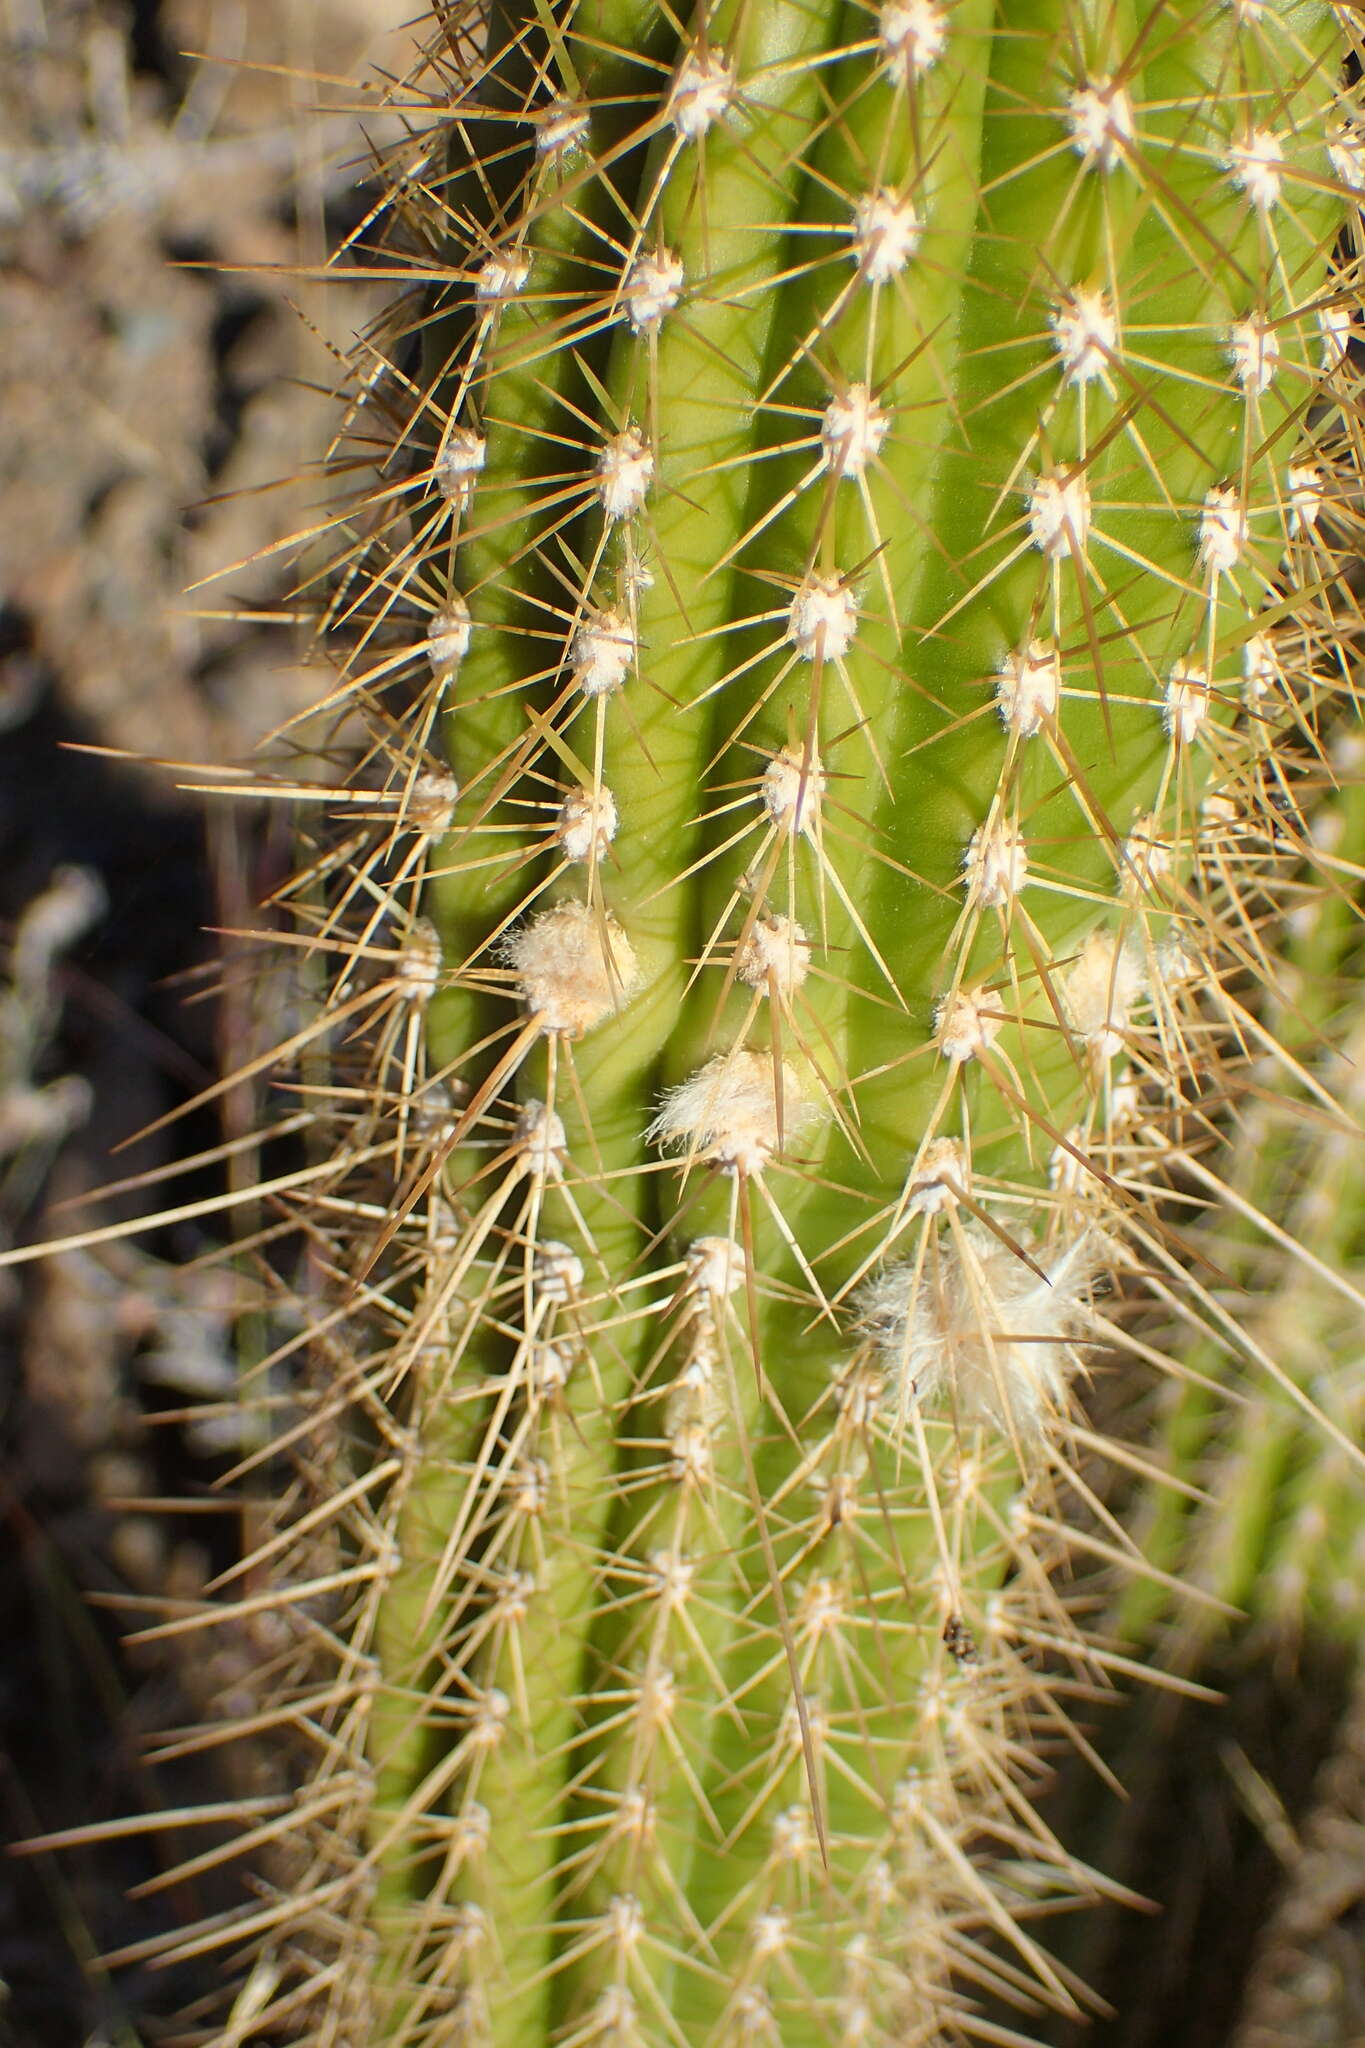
[1125,726,1365,1649]
[10,2,1364,2044]
[343,3,1360,2039]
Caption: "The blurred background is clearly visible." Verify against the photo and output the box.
[0,5,412,2038]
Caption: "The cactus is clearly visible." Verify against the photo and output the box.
[8,1,1365,2043]
[1020,728,1365,2036]
[1125,726,1365,1652]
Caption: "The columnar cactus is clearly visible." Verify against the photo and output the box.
[15,1,1365,2043]
[1127,734,1365,1648]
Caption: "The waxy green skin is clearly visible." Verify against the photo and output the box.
[363,0,1349,2039]
[1127,752,1365,1643]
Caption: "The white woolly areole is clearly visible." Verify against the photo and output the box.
[1226,0,1265,22]
[1028,470,1091,559]
[1226,129,1285,211]
[426,596,472,674]
[820,384,889,479]
[851,189,922,283]
[648,1551,694,1614]
[490,1572,534,1628]
[670,1349,717,1410]
[467,1687,510,1750]
[596,426,653,520]
[1050,286,1117,384]
[650,1051,812,1177]
[772,1803,813,1862]
[996,639,1061,736]
[1201,787,1240,831]
[879,0,948,84]
[451,1801,490,1857]
[625,248,684,334]
[533,1240,584,1305]
[434,426,487,511]
[607,1789,655,1853]
[736,913,811,995]
[570,607,635,698]
[904,1135,967,1216]
[1066,78,1135,171]
[762,746,825,838]
[1110,1063,1145,1123]
[1330,121,1365,192]
[474,248,530,301]
[1319,302,1352,370]
[612,1898,649,1965]
[1121,813,1171,896]
[1226,316,1279,396]
[934,987,1002,1064]
[1064,927,1145,1061]
[1199,486,1249,575]
[396,920,444,1005]
[962,822,1029,908]
[788,574,858,661]
[533,1342,572,1394]
[669,1417,713,1487]
[557,784,618,862]
[511,1458,549,1518]
[1287,464,1324,534]
[685,1235,746,1303]
[515,1098,567,1180]
[592,1986,638,2038]
[838,1998,875,2047]
[406,773,460,838]
[1163,658,1212,744]
[857,1222,1091,1438]
[732,1990,776,2040]
[668,48,735,141]
[535,96,589,158]
[1242,631,1278,704]
[750,1908,791,1961]
[504,900,639,1036]
[799,1575,845,1640]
